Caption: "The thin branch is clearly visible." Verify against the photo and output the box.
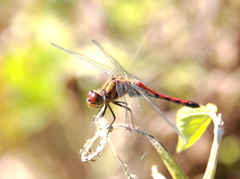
[113,124,188,179]
[108,135,138,179]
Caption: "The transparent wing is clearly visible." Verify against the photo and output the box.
[130,82,183,138]
[92,40,144,82]
[51,42,120,77]
[125,83,148,131]
[115,82,148,137]
[92,40,126,77]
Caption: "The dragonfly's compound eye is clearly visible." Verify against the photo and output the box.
[86,90,104,108]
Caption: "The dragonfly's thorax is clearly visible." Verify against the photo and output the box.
[100,77,129,102]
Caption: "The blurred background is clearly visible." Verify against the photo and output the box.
[0,0,240,178]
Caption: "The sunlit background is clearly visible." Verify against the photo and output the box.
[1,0,240,178]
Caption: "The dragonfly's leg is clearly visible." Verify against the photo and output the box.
[114,101,127,105]
[100,104,107,118]
[113,101,131,112]
[112,101,134,131]
[89,104,107,127]
[108,104,116,127]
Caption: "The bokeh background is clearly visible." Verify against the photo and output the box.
[1,0,240,178]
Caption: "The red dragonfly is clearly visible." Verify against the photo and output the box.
[51,40,199,136]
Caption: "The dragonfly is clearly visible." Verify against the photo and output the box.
[51,40,200,137]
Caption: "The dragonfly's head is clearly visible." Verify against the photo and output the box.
[86,90,104,108]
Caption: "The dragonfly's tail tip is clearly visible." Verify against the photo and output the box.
[193,103,200,108]
[187,101,200,108]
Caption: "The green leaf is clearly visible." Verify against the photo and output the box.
[176,103,218,152]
